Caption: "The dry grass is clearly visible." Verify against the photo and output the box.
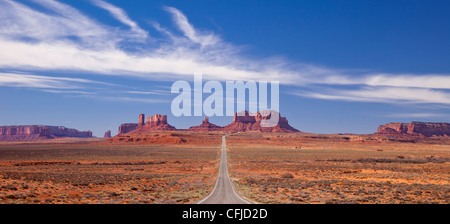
[1,131,449,204]
[227,133,450,204]
[0,141,220,204]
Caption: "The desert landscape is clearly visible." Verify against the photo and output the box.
[1,0,449,208]
[227,133,450,204]
[0,133,221,204]
[0,112,449,204]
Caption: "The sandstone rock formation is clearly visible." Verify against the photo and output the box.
[189,117,223,131]
[139,114,176,131]
[104,130,112,138]
[223,110,299,133]
[117,114,176,135]
[377,121,450,137]
[116,110,299,137]
[0,125,92,141]
[118,123,138,135]
[146,114,168,126]
[138,114,145,126]
[48,126,92,138]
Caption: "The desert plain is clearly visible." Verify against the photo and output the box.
[0,131,449,204]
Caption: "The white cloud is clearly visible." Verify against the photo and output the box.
[164,6,219,47]
[0,0,449,107]
[91,0,148,39]
[362,74,450,90]
[124,90,170,95]
[0,37,299,83]
[0,72,167,104]
[304,72,450,90]
[80,95,170,104]
[0,0,112,48]
[296,87,450,105]
[41,89,96,95]
[386,113,447,118]
[0,72,105,89]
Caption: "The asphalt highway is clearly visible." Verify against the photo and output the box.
[198,135,251,204]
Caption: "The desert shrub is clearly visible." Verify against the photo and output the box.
[280,173,294,179]
[243,177,258,185]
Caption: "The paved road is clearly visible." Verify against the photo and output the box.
[198,135,251,204]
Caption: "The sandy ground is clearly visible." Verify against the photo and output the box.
[0,137,220,204]
[226,133,450,204]
[0,132,449,204]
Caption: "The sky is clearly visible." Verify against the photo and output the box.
[0,0,449,136]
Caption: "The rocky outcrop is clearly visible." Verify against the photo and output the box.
[118,123,138,135]
[0,125,92,141]
[377,121,450,137]
[189,117,223,131]
[138,114,145,126]
[104,130,112,138]
[378,122,409,135]
[223,110,299,133]
[146,114,168,126]
[116,111,299,136]
[117,114,176,136]
[47,126,92,138]
[140,114,176,131]
[408,122,450,137]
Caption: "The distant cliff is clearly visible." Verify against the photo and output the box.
[143,114,176,131]
[0,125,92,141]
[117,114,176,135]
[222,110,299,133]
[118,123,138,135]
[377,121,450,137]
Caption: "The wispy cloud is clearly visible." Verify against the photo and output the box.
[163,6,220,47]
[0,0,299,83]
[0,0,448,107]
[41,89,96,95]
[386,113,448,118]
[0,72,105,89]
[296,86,450,105]
[124,90,171,95]
[0,0,111,48]
[91,0,148,39]
[329,73,450,90]
[80,95,170,104]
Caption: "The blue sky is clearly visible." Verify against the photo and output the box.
[0,0,449,136]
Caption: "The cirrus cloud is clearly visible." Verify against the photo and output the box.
[0,0,448,106]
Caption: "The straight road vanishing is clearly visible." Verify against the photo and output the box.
[198,135,251,204]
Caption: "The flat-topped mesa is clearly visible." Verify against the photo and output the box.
[377,121,450,137]
[117,114,176,135]
[118,123,138,135]
[409,122,450,137]
[225,110,299,133]
[138,114,176,131]
[48,126,92,138]
[0,125,92,141]
[189,117,223,131]
[233,111,256,123]
[146,114,168,126]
